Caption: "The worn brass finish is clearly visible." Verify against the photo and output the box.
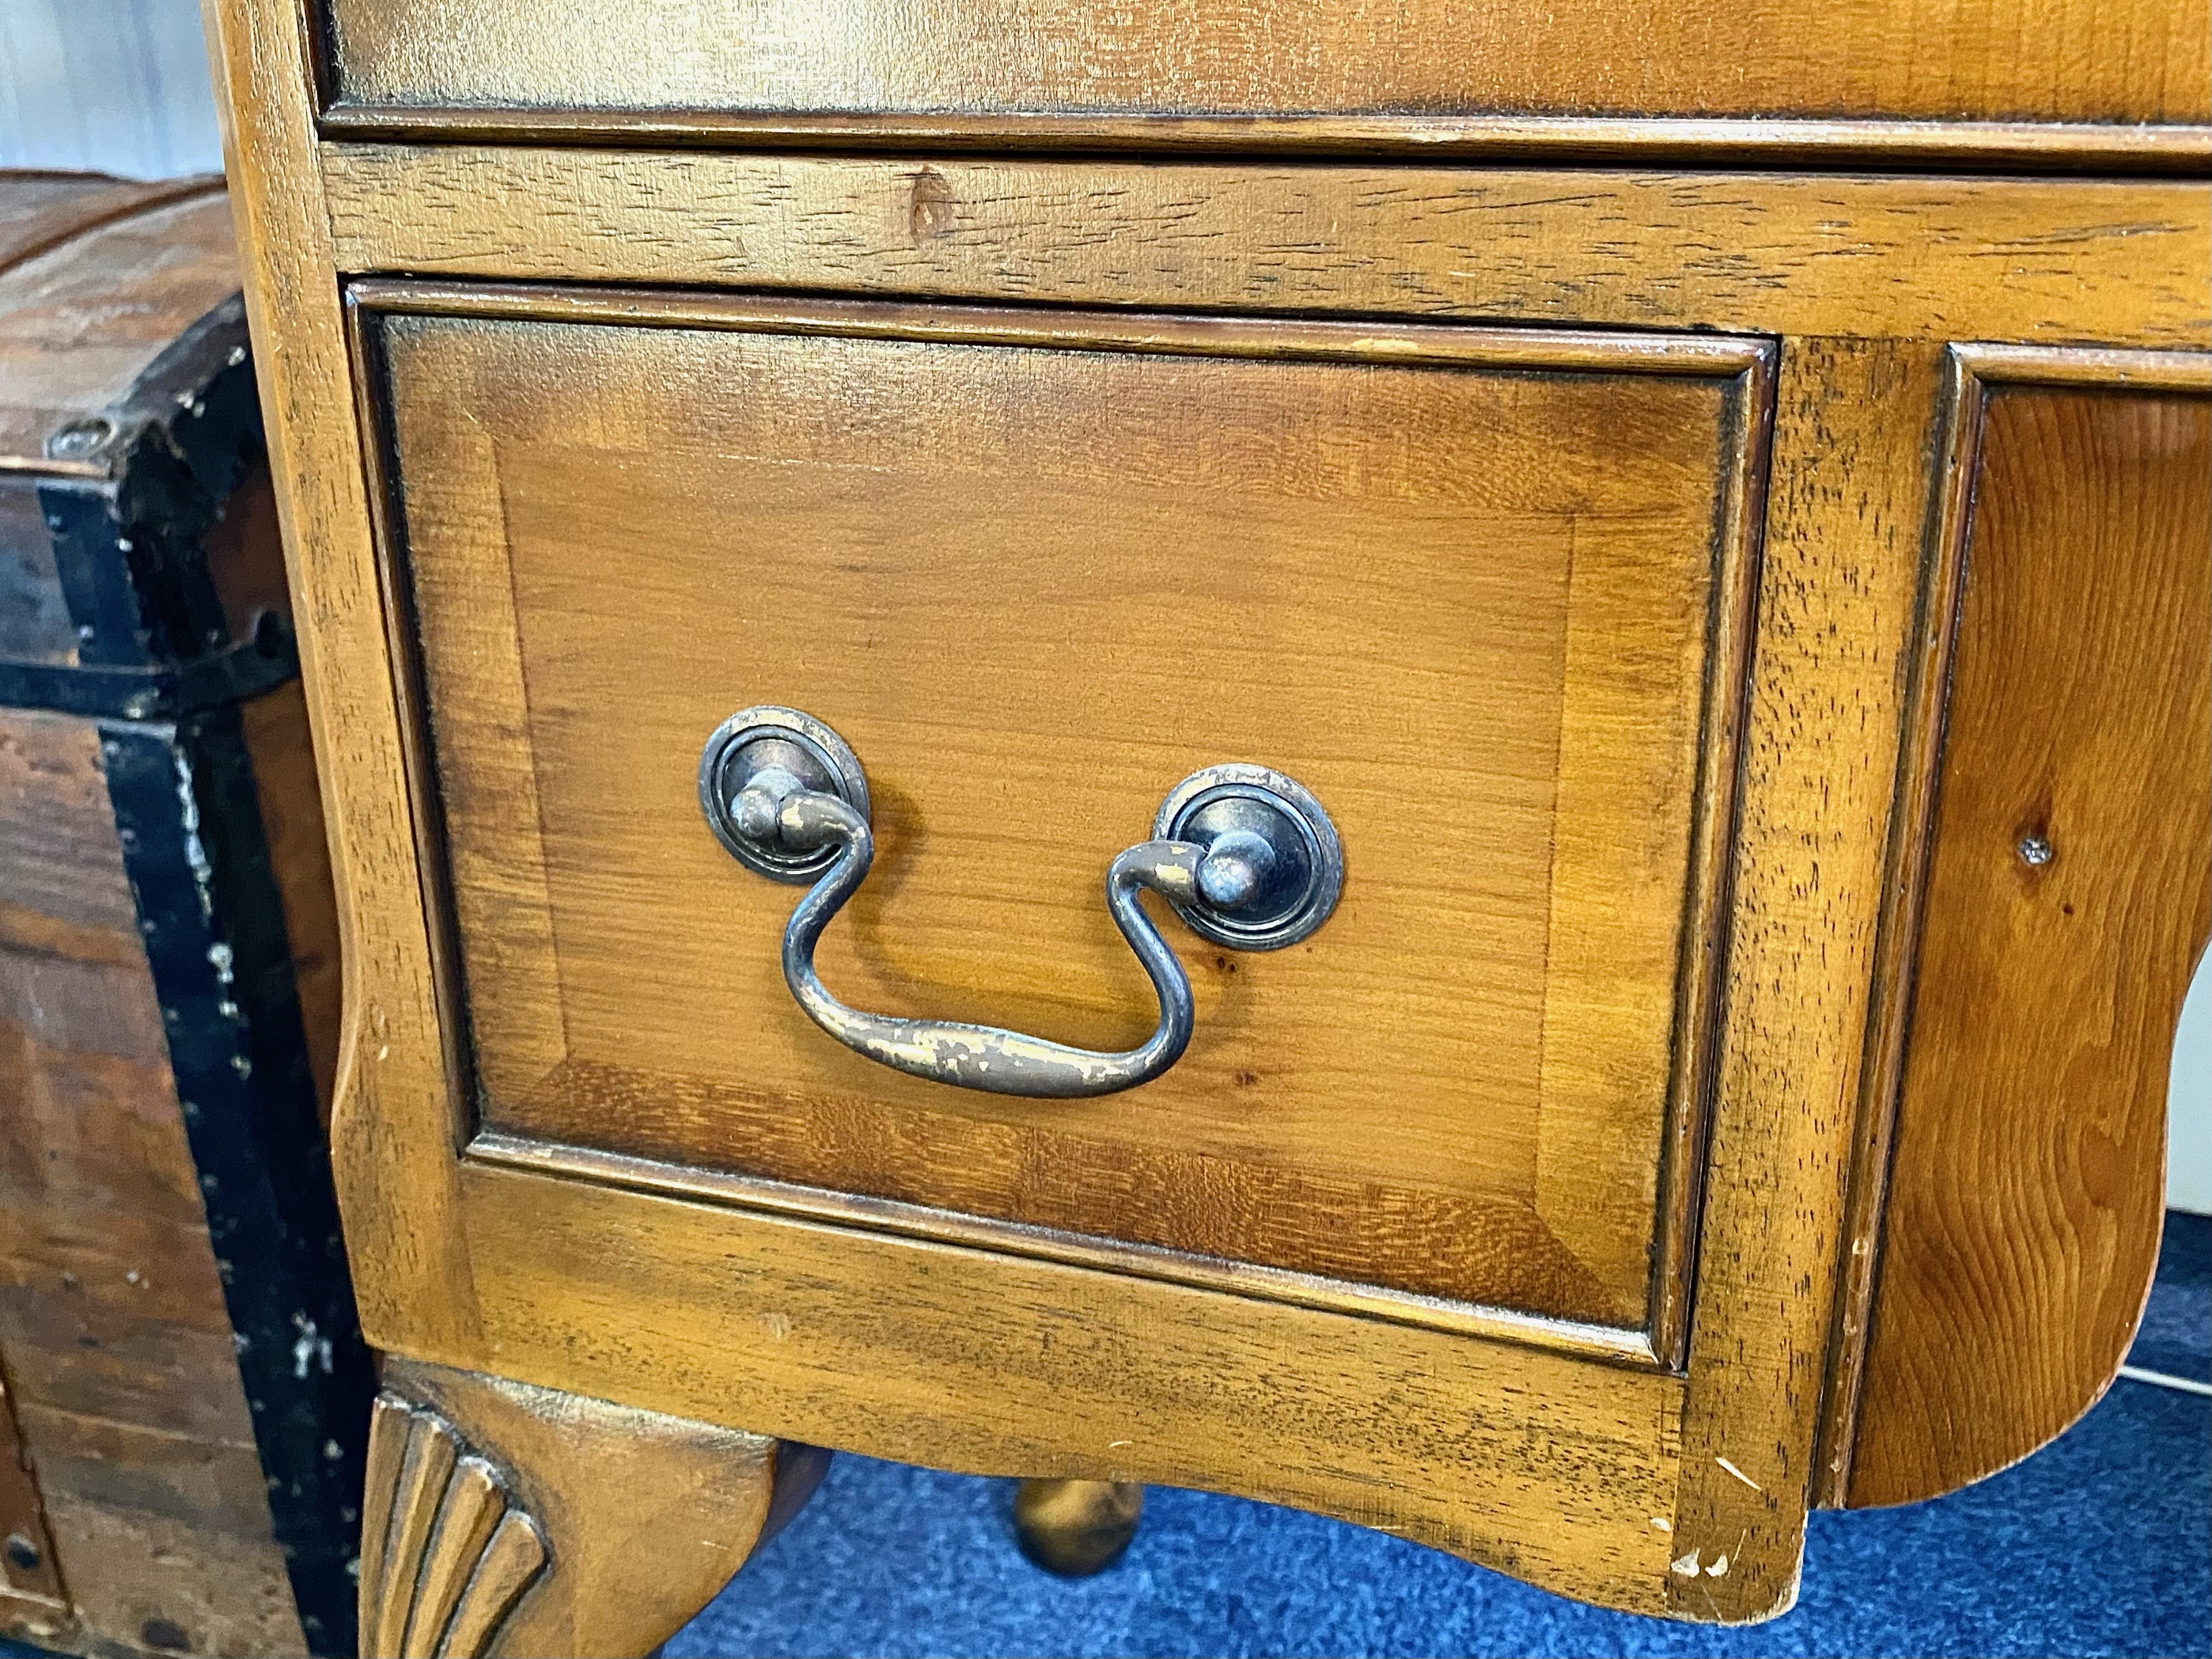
[697,706,870,883]
[1013,1479,1146,1577]
[703,709,1342,1096]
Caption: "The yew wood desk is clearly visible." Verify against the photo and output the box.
[198,0,2211,1649]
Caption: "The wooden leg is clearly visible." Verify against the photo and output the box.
[1012,1479,1144,1577]
[358,1358,826,1659]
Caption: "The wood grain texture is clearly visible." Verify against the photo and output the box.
[0,174,255,681]
[0,173,215,283]
[9,1404,311,1659]
[467,1134,1659,1366]
[239,681,344,1123]
[320,146,2212,352]
[200,0,486,1361]
[459,1157,1689,1613]
[315,110,2212,172]
[0,185,235,476]
[365,1358,822,1659]
[0,1366,69,1646]
[313,0,2212,128]
[361,286,1765,1336]
[1666,340,1943,1618]
[0,708,310,1658]
[0,715,244,1451]
[1840,354,2212,1510]
[203,0,2212,1627]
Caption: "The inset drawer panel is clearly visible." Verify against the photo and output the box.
[359,286,1767,1341]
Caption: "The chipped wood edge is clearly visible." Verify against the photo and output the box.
[1664,338,1952,1620]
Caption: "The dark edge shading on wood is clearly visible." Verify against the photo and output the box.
[0,1360,70,1640]
[310,105,2212,175]
[342,276,1779,1369]
[338,292,482,1175]
[1816,345,2212,1509]
[1647,339,1776,1373]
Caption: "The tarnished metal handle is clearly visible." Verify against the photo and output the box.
[700,708,1342,1099]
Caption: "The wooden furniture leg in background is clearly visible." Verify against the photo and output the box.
[1013,1479,1144,1577]
[359,1358,827,1658]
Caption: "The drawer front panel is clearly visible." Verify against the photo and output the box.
[363,288,1765,1339]
[313,0,2210,132]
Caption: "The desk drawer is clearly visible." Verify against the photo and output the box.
[313,0,2210,136]
[358,284,1765,1345]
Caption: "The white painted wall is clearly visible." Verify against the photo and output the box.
[2169,959,2211,1214]
[0,0,223,180]
[2,0,2206,1210]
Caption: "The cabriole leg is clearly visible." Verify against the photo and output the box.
[358,1358,825,1658]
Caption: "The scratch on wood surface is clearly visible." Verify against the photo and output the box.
[1714,1454,1762,1491]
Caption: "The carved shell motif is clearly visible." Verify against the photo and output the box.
[360,1395,549,1658]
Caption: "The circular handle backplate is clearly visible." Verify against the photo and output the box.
[698,705,870,882]
[1153,764,1343,950]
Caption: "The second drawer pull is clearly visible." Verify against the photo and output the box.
[698,707,1342,1098]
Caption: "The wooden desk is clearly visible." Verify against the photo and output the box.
[197,1,2210,1648]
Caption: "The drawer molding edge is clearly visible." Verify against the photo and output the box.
[466,1131,1668,1370]
[313,107,2212,174]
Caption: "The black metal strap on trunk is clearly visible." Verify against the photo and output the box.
[0,609,298,718]
[2,294,295,720]
[5,292,366,1657]
[103,712,373,1659]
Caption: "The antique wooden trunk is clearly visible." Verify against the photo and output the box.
[0,173,372,1659]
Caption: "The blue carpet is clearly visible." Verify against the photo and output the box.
[8,1226,2198,1659]
[673,1212,2212,1659]
[2131,1211,2208,1384]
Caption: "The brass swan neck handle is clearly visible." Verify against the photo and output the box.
[700,707,1342,1099]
